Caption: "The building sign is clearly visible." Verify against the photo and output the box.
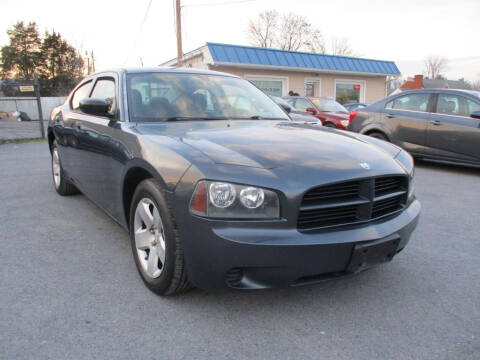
[250,80,283,97]
[19,85,34,92]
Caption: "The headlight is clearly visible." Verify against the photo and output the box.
[190,180,280,219]
[394,150,415,205]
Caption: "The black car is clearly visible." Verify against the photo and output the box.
[271,96,321,124]
[344,103,368,112]
[48,68,420,295]
[348,89,480,166]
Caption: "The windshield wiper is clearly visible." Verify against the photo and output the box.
[244,116,286,120]
[164,116,230,121]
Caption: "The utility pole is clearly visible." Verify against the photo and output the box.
[175,0,183,67]
[91,50,96,73]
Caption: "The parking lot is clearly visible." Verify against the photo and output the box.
[0,141,479,360]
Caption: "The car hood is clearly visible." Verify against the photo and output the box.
[137,121,403,174]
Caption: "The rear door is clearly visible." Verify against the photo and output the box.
[381,92,434,153]
[426,93,480,163]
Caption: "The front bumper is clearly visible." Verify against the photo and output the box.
[177,199,421,290]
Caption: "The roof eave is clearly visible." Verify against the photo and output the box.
[209,61,400,77]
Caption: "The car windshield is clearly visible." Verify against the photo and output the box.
[312,98,349,113]
[126,72,289,122]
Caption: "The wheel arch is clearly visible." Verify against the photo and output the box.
[361,126,391,142]
[47,129,55,153]
[122,160,170,229]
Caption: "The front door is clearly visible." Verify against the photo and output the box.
[426,93,480,163]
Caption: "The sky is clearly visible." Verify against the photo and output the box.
[1,0,479,81]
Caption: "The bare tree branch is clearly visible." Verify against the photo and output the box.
[247,10,278,48]
[330,37,355,56]
[424,55,448,79]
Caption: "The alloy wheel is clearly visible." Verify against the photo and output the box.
[52,147,61,189]
[133,198,166,278]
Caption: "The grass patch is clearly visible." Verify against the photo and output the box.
[0,137,47,145]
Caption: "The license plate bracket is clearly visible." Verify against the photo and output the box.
[346,237,400,273]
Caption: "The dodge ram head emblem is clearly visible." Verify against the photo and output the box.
[360,162,370,170]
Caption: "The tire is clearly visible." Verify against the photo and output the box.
[51,140,78,196]
[324,122,336,128]
[368,132,388,141]
[129,178,191,295]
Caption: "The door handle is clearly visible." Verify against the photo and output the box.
[386,114,395,119]
[430,120,442,126]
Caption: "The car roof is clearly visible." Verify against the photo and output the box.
[89,67,239,78]
[395,88,480,97]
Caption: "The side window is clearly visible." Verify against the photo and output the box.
[294,98,312,112]
[91,78,116,112]
[436,94,463,116]
[71,81,93,110]
[385,100,393,109]
[465,97,480,116]
[392,93,429,112]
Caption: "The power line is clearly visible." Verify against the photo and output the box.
[122,0,153,66]
[182,0,255,7]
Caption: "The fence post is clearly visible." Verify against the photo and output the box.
[33,73,45,139]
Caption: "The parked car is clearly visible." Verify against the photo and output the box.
[283,96,350,129]
[344,103,369,112]
[271,96,321,124]
[348,89,480,167]
[48,68,420,295]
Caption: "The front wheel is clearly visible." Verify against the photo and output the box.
[129,179,191,295]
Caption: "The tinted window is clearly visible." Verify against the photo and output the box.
[436,94,480,117]
[436,94,462,116]
[71,81,93,110]
[465,97,480,115]
[294,98,312,112]
[392,93,429,112]
[91,79,116,112]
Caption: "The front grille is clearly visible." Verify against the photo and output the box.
[298,176,407,231]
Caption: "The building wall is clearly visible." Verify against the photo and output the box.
[209,66,387,103]
[182,54,209,69]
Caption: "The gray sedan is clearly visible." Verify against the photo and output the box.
[348,89,480,166]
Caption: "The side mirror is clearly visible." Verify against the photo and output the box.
[279,103,291,113]
[79,98,115,119]
[470,111,480,120]
[306,107,316,115]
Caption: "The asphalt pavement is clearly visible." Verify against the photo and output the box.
[1,141,479,360]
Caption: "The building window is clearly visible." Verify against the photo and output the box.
[245,76,288,97]
[335,80,365,104]
[305,79,321,97]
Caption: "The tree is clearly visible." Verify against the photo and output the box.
[424,55,448,80]
[471,80,480,91]
[330,37,354,56]
[0,23,86,95]
[0,21,42,78]
[247,11,351,56]
[37,30,85,95]
[247,10,279,48]
[276,13,315,51]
